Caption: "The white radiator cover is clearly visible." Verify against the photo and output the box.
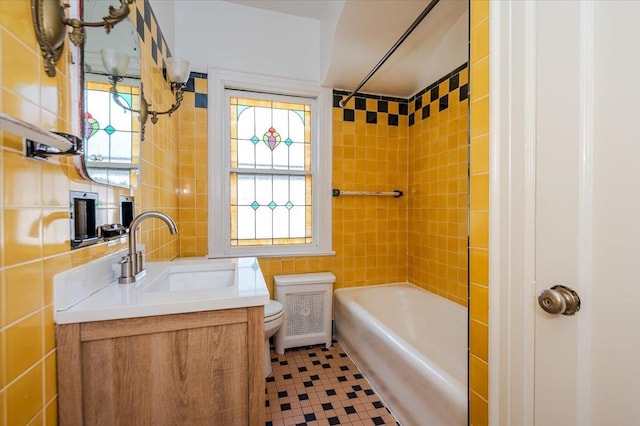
[274,272,335,354]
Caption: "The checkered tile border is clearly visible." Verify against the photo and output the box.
[407,62,468,126]
[137,1,207,109]
[333,62,468,127]
[183,72,208,109]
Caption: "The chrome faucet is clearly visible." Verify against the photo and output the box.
[118,211,178,284]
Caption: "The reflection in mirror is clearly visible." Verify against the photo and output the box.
[81,0,141,188]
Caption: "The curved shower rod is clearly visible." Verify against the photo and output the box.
[338,0,441,108]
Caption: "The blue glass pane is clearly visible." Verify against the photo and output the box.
[116,93,132,108]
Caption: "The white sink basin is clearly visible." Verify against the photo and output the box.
[53,254,269,324]
[143,261,236,294]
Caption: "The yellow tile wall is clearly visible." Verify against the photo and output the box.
[259,94,410,295]
[408,66,469,307]
[182,82,468,301]
[3,0,487,423]
[469,0,490,425]
[182,89,410,296]
[177,75,208,257]
[0,1,178,424]
[132,0,180,262]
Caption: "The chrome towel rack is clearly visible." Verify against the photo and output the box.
[332,189,403,198]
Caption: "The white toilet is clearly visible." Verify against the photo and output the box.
[263,300,284,377]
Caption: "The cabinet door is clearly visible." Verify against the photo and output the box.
[82,322,249,425]
[57,308,264,425]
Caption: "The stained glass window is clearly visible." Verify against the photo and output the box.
[229,96,312,247]
[84,81,140,187]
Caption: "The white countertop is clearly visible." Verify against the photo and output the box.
[54,255,270,324]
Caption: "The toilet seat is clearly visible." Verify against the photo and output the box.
[265,300,283,321]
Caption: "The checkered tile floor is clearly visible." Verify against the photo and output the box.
[265,341,399,426]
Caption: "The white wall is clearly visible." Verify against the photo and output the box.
[175,1,322,81]
[148,0,176,54]
[318,2,344,84]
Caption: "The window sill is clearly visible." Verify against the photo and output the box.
[207,250,336,259]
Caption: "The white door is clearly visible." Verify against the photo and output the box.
[490,1,640,424]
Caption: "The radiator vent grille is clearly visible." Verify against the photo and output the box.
[285,291,325,336]
[274,272,335,354]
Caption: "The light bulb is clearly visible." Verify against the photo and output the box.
[165,57,191,84]
[100,48,130,76]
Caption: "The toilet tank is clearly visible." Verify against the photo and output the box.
[274,272,336,354]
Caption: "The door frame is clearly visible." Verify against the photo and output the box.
[488,1,538,424]
[488,1,596,424]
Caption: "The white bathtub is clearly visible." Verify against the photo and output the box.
[334,283,467,426]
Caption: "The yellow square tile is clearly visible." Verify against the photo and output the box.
[439,81,449,97]
[1,31,40,102]
[7,362,43,426]
[366,98,376,111]
[470,173,489,210]
[3,209,43,266]
[3,261,43,325]
[44,351,57,402]
[470,247,488,286]
[470,210,489,248]
[470,354,489,400]
[471,18,490,65]
[42,208,70,257]
[471,0,490,28]
[470,135,489,175]
[6,311,43,383]
[179,103,195,122]
[194,108,208,127]
[459,68,469,86]
[193,77,207,93]
[341,97,354,109]
[470,283,488,324]
[2,150,42,207]
[181,92,195,110]
[470,96,489,136]
[39,68,62,116]
[45,398,58,426]
[40,161,70,207]
[470,57,489,100]
[0,3,38,47]
[470,319,489,362]
[470,389,489,426]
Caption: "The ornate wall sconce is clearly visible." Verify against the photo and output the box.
[101,48,192,140]
[32,0,134,77]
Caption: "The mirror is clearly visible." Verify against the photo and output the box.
[80,0,141,188]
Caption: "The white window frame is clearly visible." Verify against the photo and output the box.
[208,68,333,258]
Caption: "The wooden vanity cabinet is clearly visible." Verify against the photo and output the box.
[56,307,265,425]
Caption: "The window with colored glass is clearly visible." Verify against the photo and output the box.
[84,80,140,187]
[229,95,312,247]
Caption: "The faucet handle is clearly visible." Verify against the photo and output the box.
[118,255,134,284]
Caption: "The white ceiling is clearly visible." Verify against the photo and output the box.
[224,0,468,98]
[225,0,343,21]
